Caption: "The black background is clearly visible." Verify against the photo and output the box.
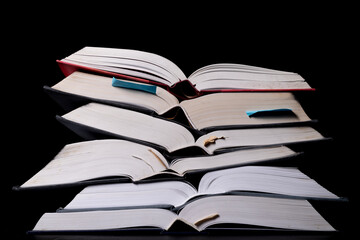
[4,4,357,240]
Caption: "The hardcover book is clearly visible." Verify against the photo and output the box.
[57,102,327,155]
[57,47,315,99]
[46,71,314,131]
[15,139,303,189]
[31,195,336,233]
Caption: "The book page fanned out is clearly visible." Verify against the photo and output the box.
[20,139,308,189]
[180,92,311,130]
[51,71,179,115]
[61,103,195,153]
[33,195,335,232]
[59,103,325,155]
[60,165,338,211]
[60,47,313,92]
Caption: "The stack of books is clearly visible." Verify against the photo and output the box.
[15,47,344,234]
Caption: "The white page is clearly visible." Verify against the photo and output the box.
[179,195,335,231]
[189,63,298,78]
[33,209,178,231]
[189,63,304,85]
[62,59,171,85]
[190,70,304,84]
[196,127,324,155]
[63,165,338,212]
[64,55,178,84]
[198,166,339,199]
[170,146,296,175]
[64,181,197,210]
[180,92,311,130]
[194,79,311,91]
[52,71,179,115]
[61,103,195,153]
[21,140,169,188]
[70,47,186,83]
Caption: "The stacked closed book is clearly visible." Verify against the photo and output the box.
[15,47,345,235]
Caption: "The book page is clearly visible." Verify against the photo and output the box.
[61,59,172,85]
[20,140,169,188]
[180,92,311,130]
[190,63,298,78]
[64,47,187,85]
[198,166,338,199]
[64,181,198,211]
[33,208,178,231]
[194,80,312,91]
[170,146,296,175]
[188,63,311,91]
[58,165,337,212]
[61,103,196,153]
[196,127,325,155]
[65,55,178,84]
[52,72,180,115]
[178,195,335,231]
[190,64,304,83]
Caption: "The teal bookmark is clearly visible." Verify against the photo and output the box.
[112,77,157,94]
[246,108,293,117]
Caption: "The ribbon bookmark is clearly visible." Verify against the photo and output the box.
[112,77,157,94]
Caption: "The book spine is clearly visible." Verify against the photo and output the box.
[169,80,201,100]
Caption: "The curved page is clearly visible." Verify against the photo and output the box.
[61,103,195,153]
[178,195,335,231]
[198,166,339,199]
[188,63,310,91]
[52,71,179,115]
[33,209,177,231]
[64,181,197,211]
[20,140,169,188]
[64,47,186,85]
[180,92,311,130]
[197,126,325,154]
[170,146,296,175]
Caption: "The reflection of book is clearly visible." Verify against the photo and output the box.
[32,195,335,233]
[46,71,314,130]
[57,47,314,99]
[57,102,327,155]
[16,140,299,189]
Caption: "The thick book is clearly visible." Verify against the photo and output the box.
[45,71,314,131]
[57,47,315,99]
[56,167,340,212]
[15,139,301,189]
[57,102,328,155]
[31,194,335,233]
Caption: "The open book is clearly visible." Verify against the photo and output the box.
[32,195,335,233]
[46,71,313,130]
[16,140,300,189]
[57,102,327,155]
[60,166,339,212]
[57,47,314,99]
